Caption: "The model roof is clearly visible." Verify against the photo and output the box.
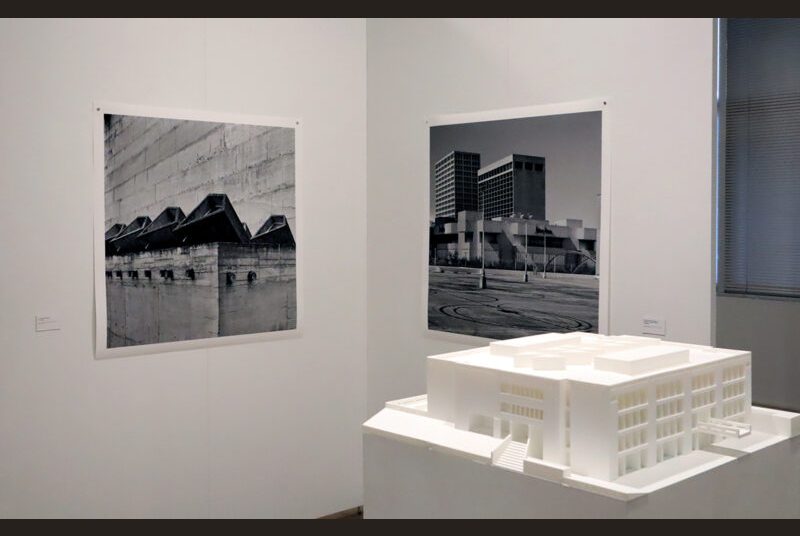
[428,332,749,387]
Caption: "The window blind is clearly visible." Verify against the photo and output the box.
[720,18,800,298]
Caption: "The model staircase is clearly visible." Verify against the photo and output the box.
[697,418,751,439]
[492,440,527,472]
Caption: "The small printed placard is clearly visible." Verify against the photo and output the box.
[35,315,61,332]
[642,315,666,336]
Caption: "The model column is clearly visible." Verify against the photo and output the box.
[646,383,658,467]
[681,374,693,454]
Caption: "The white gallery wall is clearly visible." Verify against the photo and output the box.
[366,19,716,412]
[0,19,367,517]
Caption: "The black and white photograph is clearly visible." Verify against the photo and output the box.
[98,110,297,352]
[428,110,603,339]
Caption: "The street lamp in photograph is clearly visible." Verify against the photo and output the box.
[478,211,487,289]
[523,219,530,283]
[541,222,549,280]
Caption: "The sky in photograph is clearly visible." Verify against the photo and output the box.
[429,111,602,228]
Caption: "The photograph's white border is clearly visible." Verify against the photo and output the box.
[422,98,612,344]
[93,101,303,359]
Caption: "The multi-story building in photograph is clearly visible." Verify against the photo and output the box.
[478,154,546,220]
[430,211,597,273]
[433,151,481,219]
[430,150,597,273]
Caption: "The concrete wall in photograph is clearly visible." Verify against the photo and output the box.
[104,115,296,235]
[105,243,296,347]
[217,243,297,337]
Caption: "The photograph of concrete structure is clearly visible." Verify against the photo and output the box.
[428,110,603,339]
[97,111,297,352]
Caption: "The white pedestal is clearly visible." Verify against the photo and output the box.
[363,431,800,518]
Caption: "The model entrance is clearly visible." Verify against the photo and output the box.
[501,419,543,459]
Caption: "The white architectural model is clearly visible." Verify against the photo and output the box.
[364,333,800,500]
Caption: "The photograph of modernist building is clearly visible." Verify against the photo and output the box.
[428,111,602,339]
[478,154,545,220]
[434,150,480,218]
[101,113,297,350]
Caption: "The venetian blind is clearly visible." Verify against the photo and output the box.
[721,18,800,298]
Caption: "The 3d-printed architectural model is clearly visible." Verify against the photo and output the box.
[364,333,800,500]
